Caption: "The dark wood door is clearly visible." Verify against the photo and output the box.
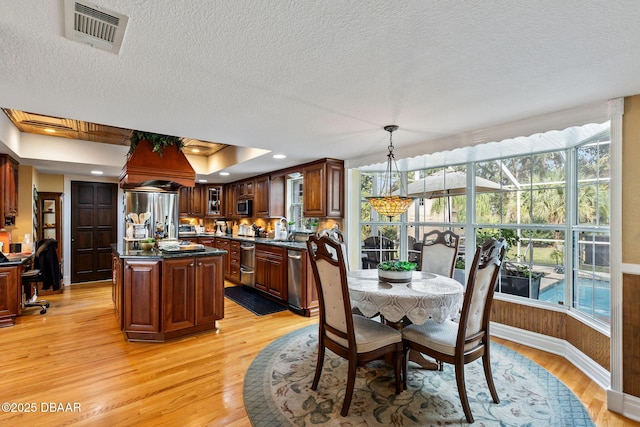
[71,181,118,283]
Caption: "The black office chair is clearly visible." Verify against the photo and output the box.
[21,239,61,315]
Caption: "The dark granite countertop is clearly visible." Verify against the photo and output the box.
[112,243,227,259]
[0,254,31,267]
[178,233,309,251]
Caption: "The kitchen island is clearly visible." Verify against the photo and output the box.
[111,243,227,342]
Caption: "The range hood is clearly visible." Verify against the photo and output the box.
[119,139,195,190]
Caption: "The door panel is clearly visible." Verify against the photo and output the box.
[71,181,118,283]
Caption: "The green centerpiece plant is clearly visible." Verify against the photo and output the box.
[377,261,417,283]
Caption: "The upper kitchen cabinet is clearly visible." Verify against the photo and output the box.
[237,179,254,200]
[179,184,205,217]
[254,176,270,218]
[225,183,237,217]
[0,154,19,226]
[253,174,286,218]
[303,159,344,218]
[205,185,223,218]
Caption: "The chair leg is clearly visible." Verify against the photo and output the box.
[454,363,474,423]
[402,345,409,390]
[394,347,402,394]
[341,358,357,416]
[483,353,500,403]
[311,343,325,391]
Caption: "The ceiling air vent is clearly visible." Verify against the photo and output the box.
[64,0,128,54]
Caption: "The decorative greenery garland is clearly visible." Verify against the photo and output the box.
[128,131,184,156]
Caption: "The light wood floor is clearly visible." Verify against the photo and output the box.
[0,281,637,426]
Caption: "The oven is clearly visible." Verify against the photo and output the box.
[240,242,255,287]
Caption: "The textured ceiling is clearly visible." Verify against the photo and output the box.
[1,1,640,182]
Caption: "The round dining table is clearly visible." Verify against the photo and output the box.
[348,269,464,370]
[347,269,464,326]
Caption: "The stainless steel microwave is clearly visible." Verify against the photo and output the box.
[237,199,252,216]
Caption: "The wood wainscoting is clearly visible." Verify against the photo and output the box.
[491,299,610,370]
[623,273,640,398]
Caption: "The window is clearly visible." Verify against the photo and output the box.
[358,121,611,326]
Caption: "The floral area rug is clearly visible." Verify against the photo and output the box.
[244,325,595,426]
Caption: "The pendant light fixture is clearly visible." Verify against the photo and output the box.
[366,125,415,219]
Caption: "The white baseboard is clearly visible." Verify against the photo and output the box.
[607,389,640,422]
[491,322,609,389]
[491,322,640,422]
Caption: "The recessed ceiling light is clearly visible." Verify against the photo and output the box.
[44,128,56,133]
[90,170,103,175]
[219,172,230,176]
[273,154,286,159]
[191,148,200,153]
[198,179,208,183]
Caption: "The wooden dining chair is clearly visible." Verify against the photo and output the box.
[420,230,460,278]
[307,235,404,416]
[402,237,507,423]
[317,226,349,270]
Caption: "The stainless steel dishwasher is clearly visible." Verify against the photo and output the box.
[287,249,303,311]
[240,243,255,287]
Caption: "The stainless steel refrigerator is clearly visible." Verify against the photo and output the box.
[124,191,178,241]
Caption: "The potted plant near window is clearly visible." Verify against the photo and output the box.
[459,228,545,298]
[377,260,417,283]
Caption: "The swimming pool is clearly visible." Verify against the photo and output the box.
[539,277,610,320]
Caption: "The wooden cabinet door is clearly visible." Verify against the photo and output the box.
[124,260,161,332]
[266,255,286,299]
[195,255,224,324]
[325,160,344,217]
[191,185,205,217]
[254,176,270,217]
[254,247,270,293]
[163,258,196,332]
[238,179,254,199]
[0,266,19,321]
[255,245,286,300]
[225,183,237,217]
[1,155,18,226]
[179,185,205,217]
[178,186,191,216]
[303,162,325,217]
[303,160,344,218]
[214,238,231,277]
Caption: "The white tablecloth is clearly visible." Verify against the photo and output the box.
[348,270,464,324]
